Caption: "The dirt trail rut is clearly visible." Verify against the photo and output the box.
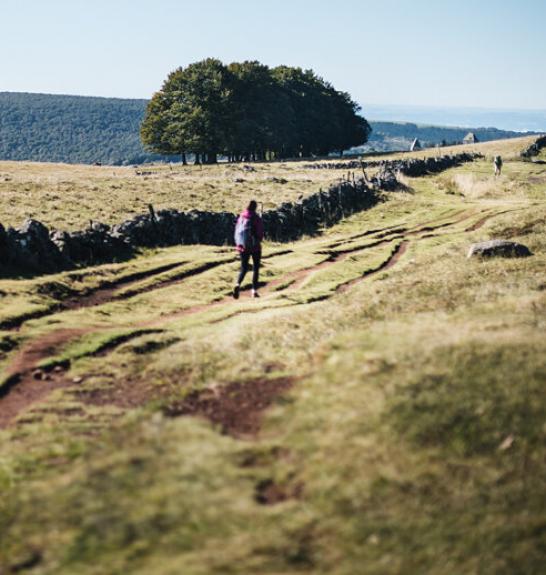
[0,328,87,428]
[0,207,507,427]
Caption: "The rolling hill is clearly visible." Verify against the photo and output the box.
[0,92,533,165]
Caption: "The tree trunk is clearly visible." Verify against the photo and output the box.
[205,152,217,164]
[194,153,201,165]
[181,152,187,165]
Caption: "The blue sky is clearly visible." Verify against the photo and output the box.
[1,0,545,111]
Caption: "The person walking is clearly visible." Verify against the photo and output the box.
[233,200,264,299]
[494,155,503,176]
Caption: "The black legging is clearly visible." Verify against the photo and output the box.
[237,252,261,290]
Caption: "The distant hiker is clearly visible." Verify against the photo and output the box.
[233,200,264,299]
[494,155,503,176]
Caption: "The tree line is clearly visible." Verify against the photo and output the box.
[140,59,371,164]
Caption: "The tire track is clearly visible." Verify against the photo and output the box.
[0,207,507,428]
[337,241,409,294]
[464,208,521,232]
[0,260,190,331]
[1,251,293,333]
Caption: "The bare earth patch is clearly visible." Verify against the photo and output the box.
[162,377,295,437]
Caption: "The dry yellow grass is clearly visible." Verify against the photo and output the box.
[0,160,348,230]
[365,134,539,161]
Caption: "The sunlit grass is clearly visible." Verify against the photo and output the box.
[0,142,545,574]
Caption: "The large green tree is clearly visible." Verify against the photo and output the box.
[141,59,370,163]
[227,61,295,161]
[141,58,234,164]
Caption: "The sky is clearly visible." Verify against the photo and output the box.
[1,0,546,114]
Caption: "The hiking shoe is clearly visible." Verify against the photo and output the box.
[252,290,260,298]
[232,285,240,299]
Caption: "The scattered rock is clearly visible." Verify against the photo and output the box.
[498,434,515,451]
[520,135,546,158]
[467,240,532,259]
[254,478,303,505]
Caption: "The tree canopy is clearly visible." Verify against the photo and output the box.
[140,59,371,163]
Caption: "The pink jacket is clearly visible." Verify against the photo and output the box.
[236,209,264,254]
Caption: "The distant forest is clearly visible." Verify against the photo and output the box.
[0,92,530,165]
[0,92,168,165]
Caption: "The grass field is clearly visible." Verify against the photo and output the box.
[0,137,545,574]
[0,135,538,232]
[0,160,349,231]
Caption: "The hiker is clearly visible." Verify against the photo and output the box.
[233,200,264,299]
[494,155,503,176]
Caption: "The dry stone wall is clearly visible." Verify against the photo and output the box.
[304,152,478,174]
[0,153,477,277]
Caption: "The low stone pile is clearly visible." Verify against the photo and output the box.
[303,160,364,170]
[371,164,399,191]
[0,220,69,273]
[385,153,478,177]
[263,178,376,242]
[520,135,546,158]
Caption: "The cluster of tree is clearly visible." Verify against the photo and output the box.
[0,92,170,165]
[140,59,371,164]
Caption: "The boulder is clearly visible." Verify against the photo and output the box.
[467,240,532,259]
[10,219,68,272]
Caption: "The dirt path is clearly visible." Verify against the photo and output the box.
[464,208,521,232]
[162,377,296,438]
[0,260,225,332]
[0,207,508,428]
[0,328,87,428]
[1,251,295,334]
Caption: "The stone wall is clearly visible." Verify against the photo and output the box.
[0,178,378,276]
[304,152,478,175]
[0,153,477,277]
